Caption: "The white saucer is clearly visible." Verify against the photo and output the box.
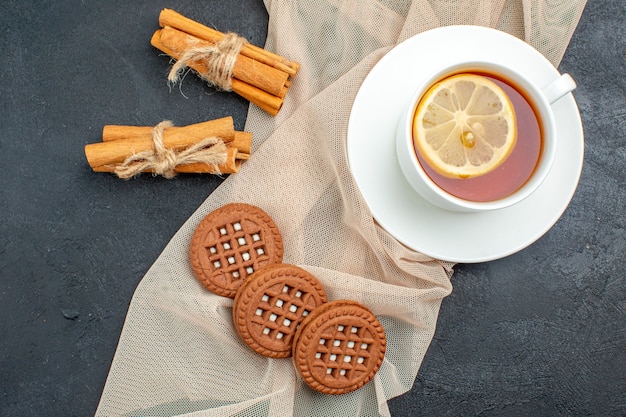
[347,26,584,263]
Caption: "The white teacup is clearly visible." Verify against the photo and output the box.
[396,61,576,212]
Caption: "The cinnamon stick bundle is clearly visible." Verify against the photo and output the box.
[151,8,299,116]
[84,117,252,177]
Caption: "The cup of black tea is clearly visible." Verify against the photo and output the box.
[396,60,576,212]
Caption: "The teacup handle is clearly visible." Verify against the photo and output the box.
[542,73,576,104]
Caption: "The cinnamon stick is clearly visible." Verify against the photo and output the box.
[231,131,252,156]
[159,8,299,78]
[85,117,235,168]
[231,79,283,116]
[157,26,289,97]
[101,117,234,143]
[101,125,251,159]
[151,29,283,116]
[92,147,242,175]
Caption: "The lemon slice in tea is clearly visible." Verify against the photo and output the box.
[412,73,517,178]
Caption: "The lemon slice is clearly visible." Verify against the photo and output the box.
[412,73,517,178]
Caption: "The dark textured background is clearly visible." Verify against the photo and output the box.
[1,1,624,416]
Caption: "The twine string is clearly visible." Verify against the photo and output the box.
[168,32,246,91]
[114,120,228,179]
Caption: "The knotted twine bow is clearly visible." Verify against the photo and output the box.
[167,32,246,91]
[114,120,228,179]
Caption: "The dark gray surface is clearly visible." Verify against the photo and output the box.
[1,1,624,416]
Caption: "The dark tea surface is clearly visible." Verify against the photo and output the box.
[416,73,542,202]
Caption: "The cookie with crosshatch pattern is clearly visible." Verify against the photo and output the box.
[189,203,284,298]
[292,299,386,395]
[233,264,328,358]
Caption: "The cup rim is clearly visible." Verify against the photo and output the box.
[399,61,558,212]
